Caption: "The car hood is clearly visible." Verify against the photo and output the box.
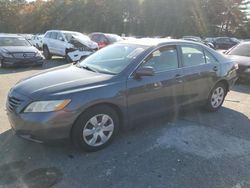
[226,55,250,67]
[72,36,98,49]
[13,65,113,99]
[0,46,39,53]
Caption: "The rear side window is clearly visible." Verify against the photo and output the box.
[217,38,230,43]
[142,46,179,72]
[181,46,206,67]
[216,38,224,43]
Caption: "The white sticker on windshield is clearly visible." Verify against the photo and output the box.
[152,50,161,57]
[127,48,144,58]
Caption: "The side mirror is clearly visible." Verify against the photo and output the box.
[134,66,155,78]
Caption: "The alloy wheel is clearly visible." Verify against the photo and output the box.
[211,87,225,108]
[83,114,114,147]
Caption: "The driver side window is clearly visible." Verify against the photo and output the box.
[142,46,179,73]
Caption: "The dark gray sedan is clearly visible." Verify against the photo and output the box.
[6,39,238,151]
[0,34,44,68]
[225,42,250,80]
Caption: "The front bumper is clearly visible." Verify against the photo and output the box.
[6,91,78,142]
[2,57,43,67]
[7,109,77,142]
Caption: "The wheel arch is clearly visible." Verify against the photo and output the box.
[207,79,229,99]
[70,102,124,139]
[215,79,229,92]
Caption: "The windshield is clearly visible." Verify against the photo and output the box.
[0,37,31,47]
[227,43,250,57]
[78,44,147,74]
[63,32,89,41]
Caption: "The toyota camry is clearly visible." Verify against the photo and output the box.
[6,39,238,151]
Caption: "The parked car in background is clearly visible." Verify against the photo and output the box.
[225,42,250,80]
[182,36,215,49]
[31,34,44,50]
[182,36,202,42]
[43,30,98,62]
[6,39,238,151]
[205,37,215,44]
[0,34,43,68]
[89,32,123,49]
[213,37,240,49]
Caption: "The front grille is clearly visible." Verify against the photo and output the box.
[7,97,22,111]
[12,52,36,59]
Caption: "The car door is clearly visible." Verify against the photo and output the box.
[180,44,220,105]
[48,32,58,54]
[126,45,183,122]
[56,32,67,56]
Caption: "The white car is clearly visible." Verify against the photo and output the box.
[31,34,44,49]
[43,30,98,62]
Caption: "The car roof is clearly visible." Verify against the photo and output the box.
[90,32,120,36]
[215,37,230,39]
[46,30,80,34]
[118,38,206,47]
[183,36,201,39]
[0,34,23,38]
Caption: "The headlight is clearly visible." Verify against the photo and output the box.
[1,52,13,58]
[24,100,71,113]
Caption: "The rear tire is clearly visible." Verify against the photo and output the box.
[72,105,119,152]
[205,83,227,112]
[43,46,52,60]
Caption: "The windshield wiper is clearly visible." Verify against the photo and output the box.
[79,65,98,73]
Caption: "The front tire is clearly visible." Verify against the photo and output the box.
[43,46,52,60]
[205,83,227,112]
[65,54,72,63]
[72,105,119,152]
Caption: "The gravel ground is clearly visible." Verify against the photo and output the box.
[0,58,250,188]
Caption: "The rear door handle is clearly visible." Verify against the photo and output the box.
[175,74,183,83]
[213,66,218,71]
[175,74,182,78]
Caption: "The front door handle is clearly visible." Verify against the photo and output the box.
[153,82,162,89]
[213,66,218,71]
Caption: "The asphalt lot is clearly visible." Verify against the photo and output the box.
[0,58,250,188]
